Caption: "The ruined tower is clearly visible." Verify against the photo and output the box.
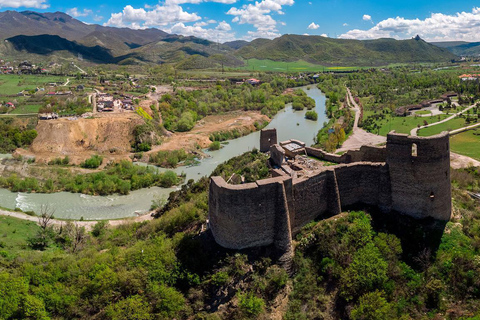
[260,129,277,153]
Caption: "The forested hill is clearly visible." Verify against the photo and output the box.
[237,34,457,66]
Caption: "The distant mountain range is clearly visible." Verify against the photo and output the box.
[0,10,458,68]
[430,41,480,57]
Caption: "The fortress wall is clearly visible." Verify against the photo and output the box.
[305,146,386,164]
[387,132,451,220]
[290,170,341,233]
[306,147,345,163]
[270,144,285,167]
[335,163,391,209]
[347,146,387,163]
[209,176,292,250]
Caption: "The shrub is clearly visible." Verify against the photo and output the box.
[80,155,103,169]
[237,292,265,317]
[208,141,221,151]
[305,110,318,121]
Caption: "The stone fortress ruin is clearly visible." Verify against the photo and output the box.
[208,128,452,262]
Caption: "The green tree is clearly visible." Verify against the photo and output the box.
[350,291,394,320]
[105,295,152,320]
[340,243,388,301]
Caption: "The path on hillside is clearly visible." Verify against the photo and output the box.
[73,63,87,75]
[62,78,70,86]
[336,88,386,153]
[0,208,155,231]
[410,104,476,136]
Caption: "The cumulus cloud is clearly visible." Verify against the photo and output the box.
[363,14,371,21]
[67,7,92,18]
[0,0,48,9]
[105,4,201,28]
[227,0,294,40]
[321,33,328,37]
[343,23,348,27]
[168,20,235,42]
[308,22,319,30]
[341,7,480,41]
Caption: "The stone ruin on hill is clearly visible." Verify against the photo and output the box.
[208,128,452,265]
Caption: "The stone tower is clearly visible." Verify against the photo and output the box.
[260,129,277,152]
[386,131,451,221]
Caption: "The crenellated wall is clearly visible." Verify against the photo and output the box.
[208,131,452,254]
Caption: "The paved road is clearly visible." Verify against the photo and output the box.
[410,104,477,136]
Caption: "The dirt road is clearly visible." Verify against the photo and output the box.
[0,208,155,231]
[336,88,386,153]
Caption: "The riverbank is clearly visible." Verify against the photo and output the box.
[0,207,155,231]
[0,85,328,220]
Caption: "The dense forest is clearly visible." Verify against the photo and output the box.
[1,151,480,319]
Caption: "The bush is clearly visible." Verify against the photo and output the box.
[305,110,318,121]
[80,155,103,169]
[238,292,265,317]
[208,141,221,151]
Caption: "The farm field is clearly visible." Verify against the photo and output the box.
[9,104,42,114]
[0,74,66,95]
[237,59,367,72]
[450,129,480,161]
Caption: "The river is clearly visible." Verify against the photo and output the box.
[0,84,327,220]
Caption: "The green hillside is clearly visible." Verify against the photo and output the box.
[237,34,457,66]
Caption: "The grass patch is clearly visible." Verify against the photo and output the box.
[0,215,40,255]
[450,130,480,160]
[418,117,471,136]
[9,104,41,114]
[362,111,448,136]
[0,74,66,95]
[237,59,368,72]
[414,110,431,115]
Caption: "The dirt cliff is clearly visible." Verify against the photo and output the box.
[22,113,143,164]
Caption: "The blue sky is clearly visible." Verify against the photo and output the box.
[3,0,480,43]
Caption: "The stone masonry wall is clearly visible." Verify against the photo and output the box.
[305,145,387,164]
[209,131,451,252]
[387,132,451,220]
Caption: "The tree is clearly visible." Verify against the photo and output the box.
[340,243,388,301]
[350,291,394,320]
[28,204,56,250]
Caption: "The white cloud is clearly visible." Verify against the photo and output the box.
[308,22,319,30]
[363,14,371,21]
[168,20,235,42]
[0,0,48,9]
[227,0,294,39]
[166,0,237,4]
[343,23,348,27]
[105,4,201,29]
[321,33,328,37]
[67,7,93,18]
[341,7,480,41]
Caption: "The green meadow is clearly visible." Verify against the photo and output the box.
[0,74,66,95]
[450,129,480,161]
[238,59,367,72]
